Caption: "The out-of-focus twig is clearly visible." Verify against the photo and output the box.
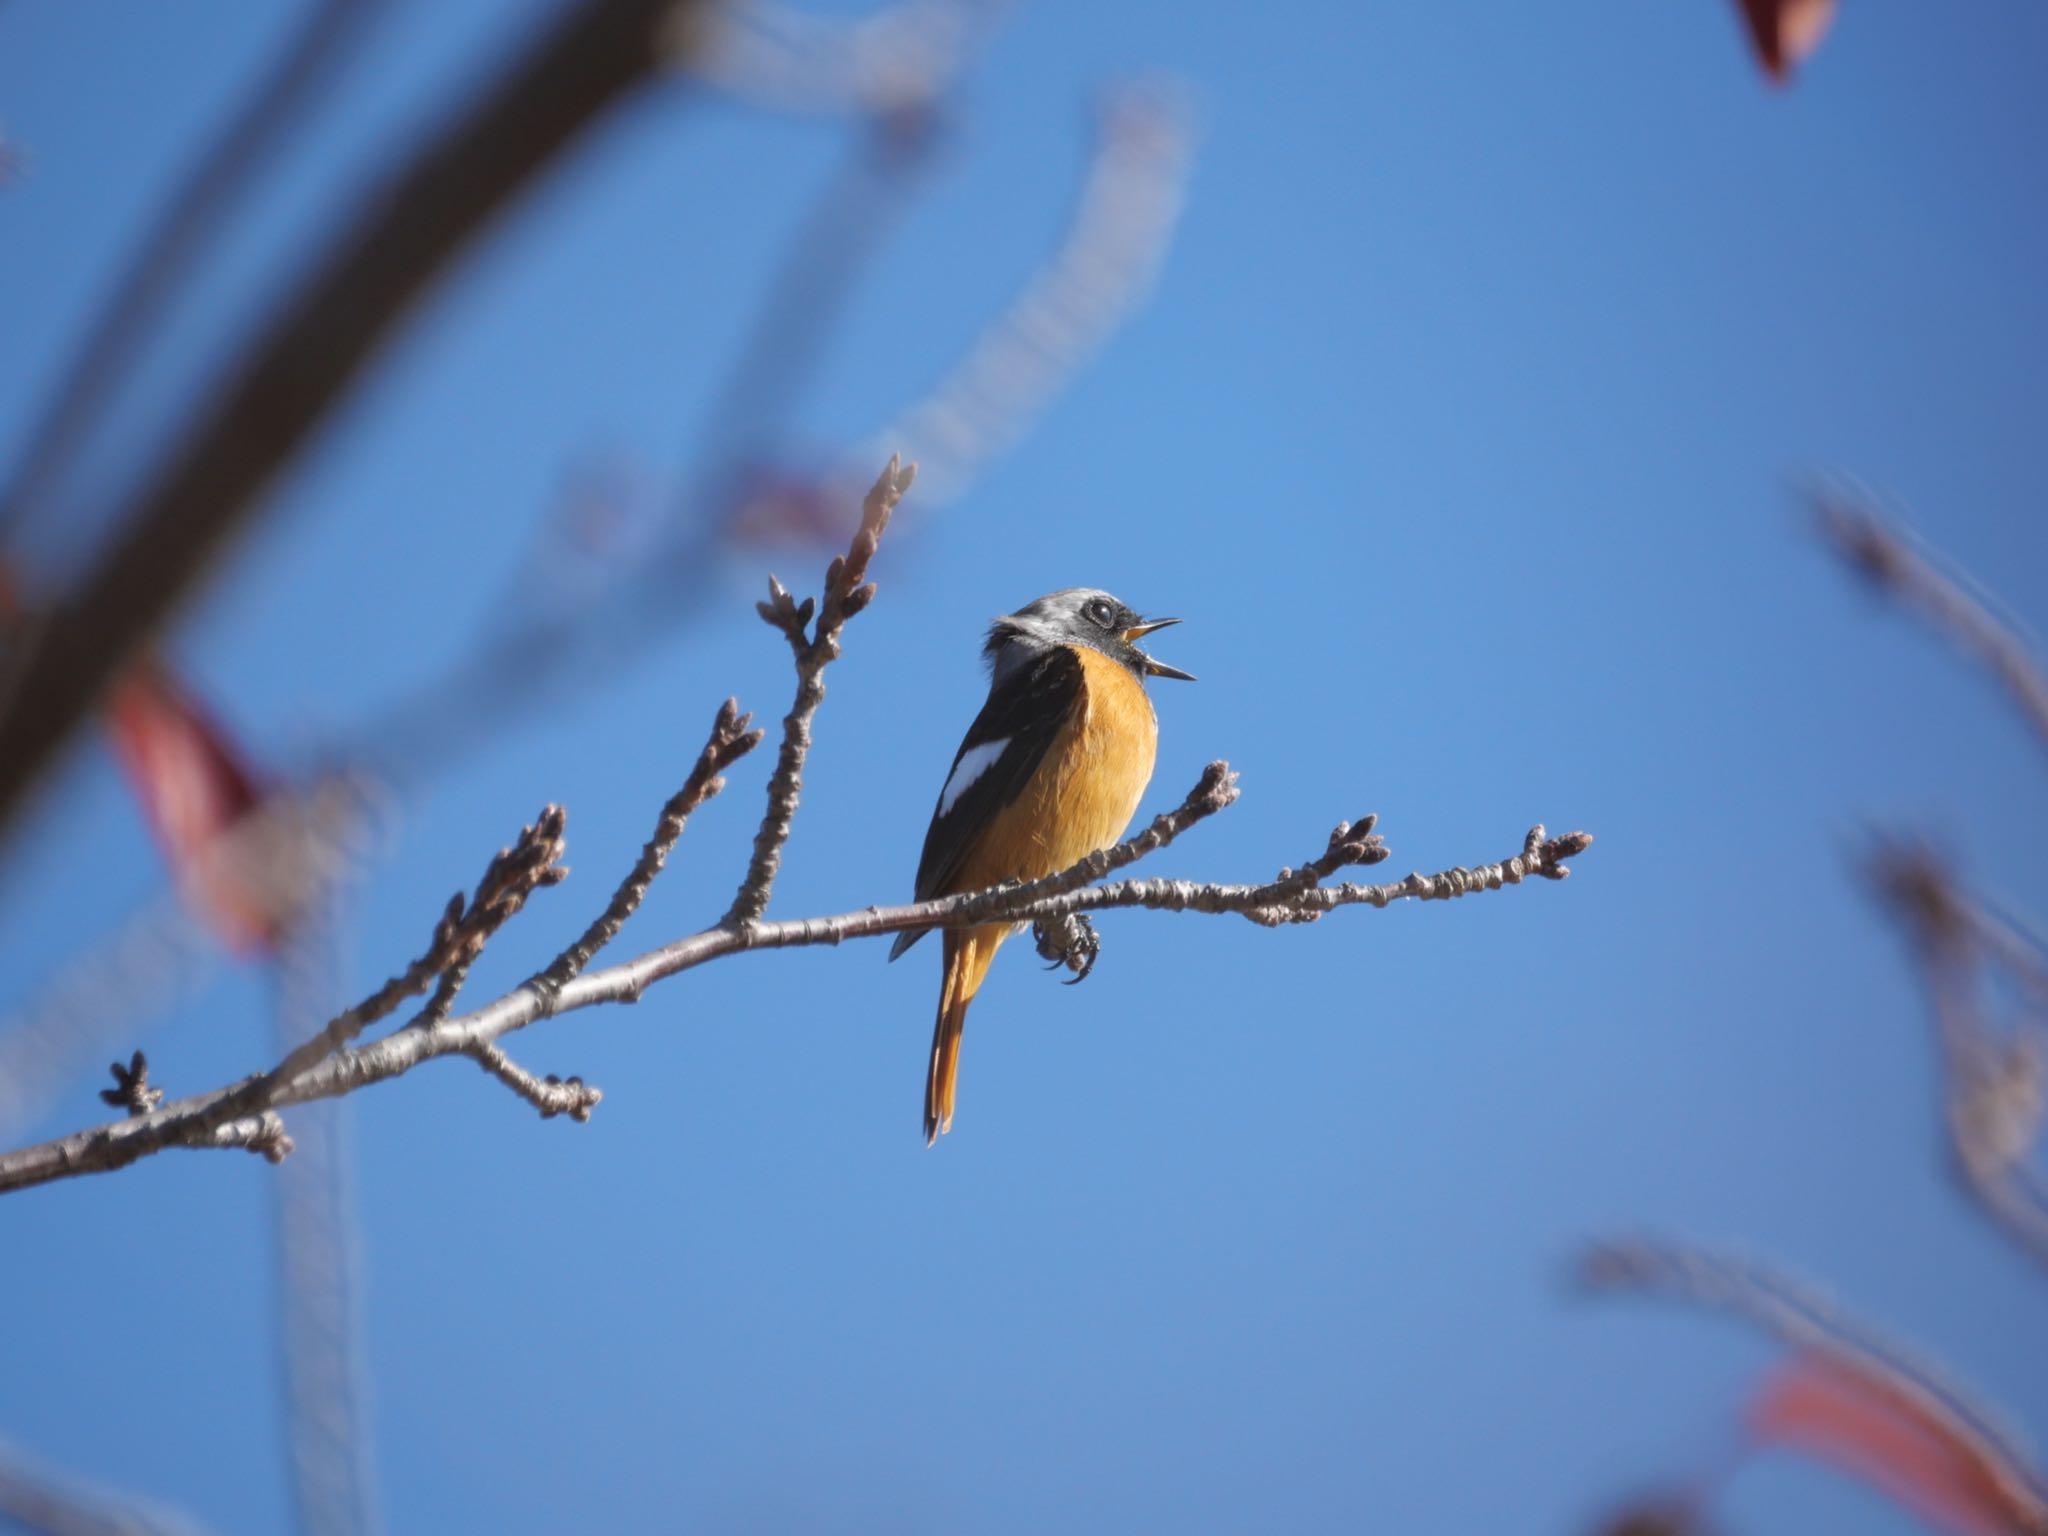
[0,1435,216,1536]
[1814,491,2048,1262]
[358,103,945,781]
[0,0,379,550]
[1815,486,2048,758]
[272,921,382,1536]
[1582,1237,2048,1534]
[692,0,998,116]
[870,81,1194,509]
[0,0,709,844]
[0,130,28,187]
[1870,846,2048,1269]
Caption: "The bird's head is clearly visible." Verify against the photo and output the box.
[984,588,1194,683]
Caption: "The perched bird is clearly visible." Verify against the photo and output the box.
[891,588,1194,1142]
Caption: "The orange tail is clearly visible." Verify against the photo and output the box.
[925,928,1000,1143]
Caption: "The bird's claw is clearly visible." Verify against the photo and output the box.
[1033,912,1100,984]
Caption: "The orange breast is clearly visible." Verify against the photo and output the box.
[945,645,1158,996]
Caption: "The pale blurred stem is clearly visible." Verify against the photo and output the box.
[1872,849,2048,1271]
[0,1436,222,1536]
[1816,489,2048,756]
[1818,496,2048,1261]
[0,0,709,842]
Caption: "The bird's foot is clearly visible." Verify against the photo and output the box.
[1033,912,1100,985]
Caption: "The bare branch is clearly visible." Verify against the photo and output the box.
[0,0,707,842]
[262,806,568,1091]
[723,455,913,925]
[1815,486,2048,757]
[1581,1237,2048,1531]
[0,755,1589,1196]
[0,459,1591,1195]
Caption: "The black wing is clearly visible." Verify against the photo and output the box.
[888,646,1083,960]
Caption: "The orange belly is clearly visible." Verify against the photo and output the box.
[947,644,1158,997]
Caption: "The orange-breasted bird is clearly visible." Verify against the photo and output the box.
[890,588,1194,1142]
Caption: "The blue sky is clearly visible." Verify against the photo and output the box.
[4,2,2048,1532]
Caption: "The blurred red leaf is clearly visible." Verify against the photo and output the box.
[1732,0,1838,82]
[104,659,281,955]
[1751,1352,2048,1536]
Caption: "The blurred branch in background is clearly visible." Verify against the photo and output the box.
[692,0,998,116]
[1871,847,2048,1271]
[0,0,381,553]
[1816,487,2048,759]
[1816,485,2048,1265]
[359,81,955,779]
[363,76,1192,787]
[1583,1239,2048,1536]
[0,459,1593,1195]
[0,775,366,1148]
[0,1437,215,1536]
[0,0,711,842]
[0,6,1195,1151]
[1588,493,2048,1534]
[865,82,1191,512]
[273,923,382,1536]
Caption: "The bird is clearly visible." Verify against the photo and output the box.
[890,587,1194,1142]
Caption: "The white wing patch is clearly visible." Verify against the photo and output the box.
[939,737,1008,817]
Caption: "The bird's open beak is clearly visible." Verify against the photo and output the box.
[1123,617,1195,681]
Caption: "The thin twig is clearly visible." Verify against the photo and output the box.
[722,455,913,926]
[466,1043,603,1122]
[1582,1236,2048,1532]
[262,806,568,1091]
[0,758,1591,1196]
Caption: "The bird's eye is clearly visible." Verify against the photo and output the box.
[1085,599,1116,629]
